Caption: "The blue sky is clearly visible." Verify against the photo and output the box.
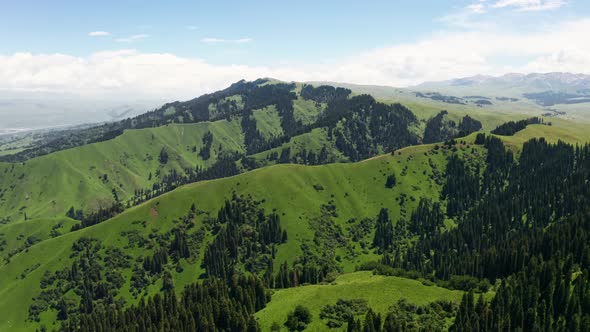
[1,0,589,99]
[1,0,454,64]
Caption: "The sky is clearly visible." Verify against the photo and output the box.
[1,0,590,101]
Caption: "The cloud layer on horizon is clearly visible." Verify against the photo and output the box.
[2,17,590,101]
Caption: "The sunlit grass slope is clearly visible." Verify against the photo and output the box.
[0,120,245,222]
[256,271,465,331]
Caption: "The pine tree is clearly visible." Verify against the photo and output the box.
[373,208,394,252]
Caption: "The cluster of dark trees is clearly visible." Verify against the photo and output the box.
[273,260,332,289]
[37,202,212,326]
[69,202,124,231]
[424,111,482,144]
[371,197,444,256]
[322,95,419,161]
[452,258,590,331]
[290,146,332,165]
[407,198,444,236]
[52,196,281,331]
[385,174,397,189]
[346,299,455,332]
[202,194,287,281]
[457,115,483,137]
[300,84,351,104]
[373,208,394,252]
[265,145,333,166]
[491,117,543,136]
[378,134,590,330]
[158,148,169,164]
[319,299,368,329]
[241,109,267,154]
[142,248,168,274]
[285,305,312,331]
[405,136,589,278]
[198,131,213,160]
[423,111,456,144]
[30,238,131,323]
[441,154,480,217]
[64,276,265,332]
[65,206,84,221]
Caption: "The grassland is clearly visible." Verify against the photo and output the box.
[293,97,326,125]
[252,105,284,139]
[256,271,465,331]
[0,217,76,266]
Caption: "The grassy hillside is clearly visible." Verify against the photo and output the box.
[0,142,472,331]
[496,119,590,147]
[0,217,77,267]
[252,105,283,139]
[0,120,245,222]
[256,271,465,331]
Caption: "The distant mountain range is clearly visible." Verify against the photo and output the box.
[412,72,590,112]
[416,72,590,94]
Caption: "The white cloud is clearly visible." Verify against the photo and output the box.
[467,3,487,14]
[200,37,252,44]
[115,34,149,43]
[186,25,199,30]
[1,18,590,100]
[523,48,590,73]
[443,0,565,27]
[88,31,111,37]
[492,0,567,11]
